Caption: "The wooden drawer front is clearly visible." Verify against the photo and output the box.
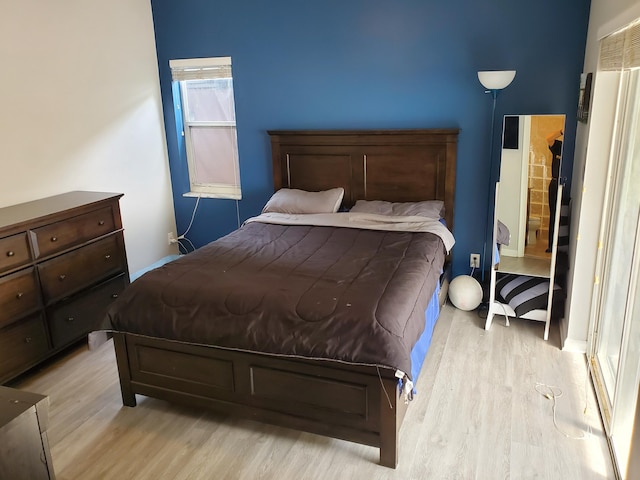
[0,233,31,274]
[0,269,40,329]
[32,206,116,258]
[0,315,49,383]
[39,233,126,304]
[48,274,128,349]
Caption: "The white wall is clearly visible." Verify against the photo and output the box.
[0,0,176,275]
[563,0,640,351]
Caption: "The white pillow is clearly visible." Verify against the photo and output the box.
[350,199,444,219]
[262,188,345,214]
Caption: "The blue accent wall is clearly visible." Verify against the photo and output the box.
[150,0,590,277]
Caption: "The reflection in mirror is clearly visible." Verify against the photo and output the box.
[497,114,565,260]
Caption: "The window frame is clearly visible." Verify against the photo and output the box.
[170,57,241,199]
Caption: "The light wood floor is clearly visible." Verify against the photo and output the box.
[13,305,615,480]
[524,236,552,259]
[497,255,552,278]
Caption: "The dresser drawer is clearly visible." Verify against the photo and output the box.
[0,315,49,383]
[48,274,128,349]
[31,206,117,259]
[38,233,126,304]
[0,268,40,330]
[0,233,31,275]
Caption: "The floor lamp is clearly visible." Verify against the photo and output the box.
[477,70,516,282]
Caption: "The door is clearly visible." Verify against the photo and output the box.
[590,66,640,478]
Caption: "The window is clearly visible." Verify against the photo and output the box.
[170,57,241,199]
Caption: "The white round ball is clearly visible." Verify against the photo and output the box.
[448,275,483,311]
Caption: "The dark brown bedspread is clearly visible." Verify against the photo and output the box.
[101,222,446,378]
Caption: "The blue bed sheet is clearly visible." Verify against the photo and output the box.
[409,280,441,388]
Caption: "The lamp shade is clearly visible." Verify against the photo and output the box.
[477,70,516,90]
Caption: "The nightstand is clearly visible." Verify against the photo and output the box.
[0,386,55,479]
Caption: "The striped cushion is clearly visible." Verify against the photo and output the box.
[496,274,563,317]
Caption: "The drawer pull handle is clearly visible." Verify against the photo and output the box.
[67,317,75,322]
[16,292,24,299]
[24,337,32,343]
[98,220,105,226]
[111,293,119,299]
[105,254,111,260]
[51,236,58,242]
[6,250,14,257]
[59,274,66,281]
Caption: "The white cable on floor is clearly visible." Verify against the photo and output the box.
[534,382,592,440]
[496,302,511,327]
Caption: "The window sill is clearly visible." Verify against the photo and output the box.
[183,192,242,200]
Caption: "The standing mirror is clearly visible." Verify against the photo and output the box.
[485,114,566,340]
[496,114,565,265]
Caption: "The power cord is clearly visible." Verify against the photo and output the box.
[176,238,195,254]
[180,195,200,238]
[534,382,592,440]
[176,240,189,255]
[466,266,491,317]
[495,302,511,327]
[181,237,196,252]
[174,196,241,253]
[376,366,393,409]
[173,196,201,253]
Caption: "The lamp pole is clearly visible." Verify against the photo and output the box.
[476,70,516,284]
[481,88,499,283]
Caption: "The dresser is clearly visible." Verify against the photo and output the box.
[0,192,129,384]
[0,386,55,479]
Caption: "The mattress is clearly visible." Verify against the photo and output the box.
[101,218,449,379]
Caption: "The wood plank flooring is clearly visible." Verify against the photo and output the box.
[12,304,615,479]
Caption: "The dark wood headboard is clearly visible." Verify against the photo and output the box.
[268,129,459,230]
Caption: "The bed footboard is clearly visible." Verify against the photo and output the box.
[111,332,407,468]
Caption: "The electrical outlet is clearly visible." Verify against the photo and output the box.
[470,253,480,268]
[168,232,177,245]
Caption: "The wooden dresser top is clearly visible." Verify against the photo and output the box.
[0,191,123,233]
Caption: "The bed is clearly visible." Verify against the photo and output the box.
[102,129,458,468]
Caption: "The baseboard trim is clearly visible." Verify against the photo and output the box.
[131,254,182,282]
[559,316,588,352]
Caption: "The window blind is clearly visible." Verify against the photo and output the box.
[600,20,640,71]
[169,57,232,81]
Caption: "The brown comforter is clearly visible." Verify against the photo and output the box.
[102,221,446,378]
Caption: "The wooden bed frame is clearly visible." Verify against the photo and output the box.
[112,129,458,468]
